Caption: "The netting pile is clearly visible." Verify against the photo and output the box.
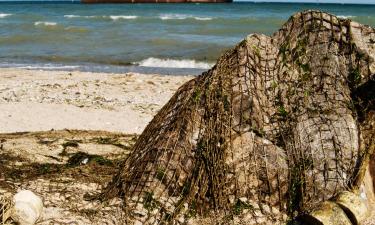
[102,10,375,224]
[0,195,12,224]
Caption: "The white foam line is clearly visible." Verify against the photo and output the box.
[64,15,81,18]
[0,13,12,18]
[337,15,356,19]
[109,15,138,21]
[64,14,138,21]
[137,57,213,69]
[194,17,213,21]
[17,65,80,70]
[159,14,213,21]
[34,21,57,26]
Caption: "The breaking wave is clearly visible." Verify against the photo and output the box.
[0,13,12,18]
[34,21,57,26]
[64,15,138,21]
[64,14,212,21]
[64,15,85,18]
[337,15,356,19]
[194,17,213,21]
[109,15,138,20]
[159,14,213,21]
[137,58,213,69]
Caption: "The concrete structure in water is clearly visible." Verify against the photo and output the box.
[81,0,232,3]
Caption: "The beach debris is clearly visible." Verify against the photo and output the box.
[67,151,113,167]
[0,194,13,224]
[99,10,375,224]
[82,158,89,165]
[334,191,369,224]
[296,191,370,225]
[299,201,352,225]
[11,190,43,225]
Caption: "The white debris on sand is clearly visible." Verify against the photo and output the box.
[12,190,43,225]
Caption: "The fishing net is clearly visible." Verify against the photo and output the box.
[101,10,375,224]
[0,195,12,225]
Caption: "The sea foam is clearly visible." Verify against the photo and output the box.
[0,13,12,18]
[64,15,81,18]
[337,15,356,19]
[137,58,213,69]
[159,14,213,21]
[64,14,138,21]
[17,65,80,70]
[109,15,138,21]
[194,17,213,21]
[34,21,57,26]
[64,15,102,19]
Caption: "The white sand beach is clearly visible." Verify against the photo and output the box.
[0,68,194,134]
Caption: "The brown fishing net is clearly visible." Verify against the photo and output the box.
[101,10,375,224]
[0,195,12,224]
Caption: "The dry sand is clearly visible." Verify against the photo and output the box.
[0,68,194,134]
[0,130,138,224]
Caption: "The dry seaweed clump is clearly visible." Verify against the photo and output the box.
[101,10,375,224]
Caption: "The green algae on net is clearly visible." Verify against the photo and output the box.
[100,10,375,225]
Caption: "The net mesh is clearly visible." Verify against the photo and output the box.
[0,195,12,225]
[102,10,375,224]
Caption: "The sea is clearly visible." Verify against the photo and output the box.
[0,2,374,75]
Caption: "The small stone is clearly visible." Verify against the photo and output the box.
[262,204,271,214]
[11,190,43,225]
[177,216,185,224]
[239,197,248,202]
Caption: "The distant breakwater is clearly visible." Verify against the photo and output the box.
[81,0,232,3]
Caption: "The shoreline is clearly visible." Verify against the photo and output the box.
[0,68,194,134]
[0,59,209,76]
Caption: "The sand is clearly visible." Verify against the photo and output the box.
[0,68,194,134]
[0,130,138,224]
[0,68,194,224]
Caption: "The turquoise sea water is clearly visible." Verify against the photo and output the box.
[0,2,374,74]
